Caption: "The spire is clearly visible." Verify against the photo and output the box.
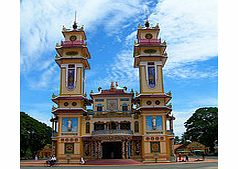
[73,11,78,29]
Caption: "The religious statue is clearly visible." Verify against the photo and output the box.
[152,117,157,130]
[68,119,72,131]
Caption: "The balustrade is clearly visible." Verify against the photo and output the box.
[92,129,133,135]
[138,39,161,44]
[61,40,85,47]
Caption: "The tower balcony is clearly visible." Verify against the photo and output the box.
[138,39,161,44]
[135,39,167,48]
[60,40,86,47]
[92,129,133,135]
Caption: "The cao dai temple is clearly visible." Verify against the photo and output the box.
[51,20,175,162]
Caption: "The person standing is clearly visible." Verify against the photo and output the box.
[80,157,85,164]
[185,155,189,162]
[202,153,205,161]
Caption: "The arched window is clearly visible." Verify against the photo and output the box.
[134,121,139,133]
[86,122,90,133]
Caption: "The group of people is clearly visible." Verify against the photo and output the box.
[47,155,57,166]
[176,153,189,162]
[176,153,205,162]
[46,155,85,166]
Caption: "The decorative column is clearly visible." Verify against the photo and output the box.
[125,141,128,159]
[122,141,125,159]
[171,119,174,130]
[51,120,54,133]
[98,141,102,159]
[96,141,99,159]
[91,141,95,158]
[117,122,120,130]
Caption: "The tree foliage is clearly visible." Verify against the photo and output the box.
[20,112,52,159]
[174,136,181,145]
[183,107,218,152]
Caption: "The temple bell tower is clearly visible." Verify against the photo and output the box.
[133,21,175,162]
[51,20,91,162]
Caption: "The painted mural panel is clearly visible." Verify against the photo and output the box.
[62,117,78,132]
[67,68,75,89]
[151,142,160,153]
[107,99,118,111]
[148,66,156,88]
[146,116,163,130]
[65,143,74,154]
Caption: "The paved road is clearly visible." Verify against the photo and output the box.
[21,162,218,169]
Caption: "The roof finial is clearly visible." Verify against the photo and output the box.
[73,11,78,29]
[110,82,115,89]
[145,20,150,28]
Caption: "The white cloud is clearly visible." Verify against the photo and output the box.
[21,0,151,89]
[172,108,197,137]
[93,49,139,91]
[165,64,218,79]
[102,0,217,85]
[149,0,217,67]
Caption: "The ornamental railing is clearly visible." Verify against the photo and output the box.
[138,39,161,44]
[93,112,132,118]
[61,40,85,47]
[92,129,133,135]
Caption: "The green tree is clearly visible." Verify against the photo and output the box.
[20,112,52,159]
[174,136,181,144]
[183,107,218,153]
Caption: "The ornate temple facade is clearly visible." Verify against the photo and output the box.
[51,20,175,163]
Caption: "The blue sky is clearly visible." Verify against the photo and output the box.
[20,0,217,137]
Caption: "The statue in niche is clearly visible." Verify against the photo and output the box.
[152,116,157,130]
[67,119,72,131]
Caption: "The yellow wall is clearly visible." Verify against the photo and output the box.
[58,100,84,108]
[140,98,165,107]
[139,30,158,39]
[92,96,132,112]
[140,46,162,55]
[64,32,84,41]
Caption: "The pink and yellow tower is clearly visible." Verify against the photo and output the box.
[133,21,175,161]
[51,21,91,163]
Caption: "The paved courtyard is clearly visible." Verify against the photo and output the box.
[21,162,218,169]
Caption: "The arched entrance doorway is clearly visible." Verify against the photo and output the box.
[102,142,122,159]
